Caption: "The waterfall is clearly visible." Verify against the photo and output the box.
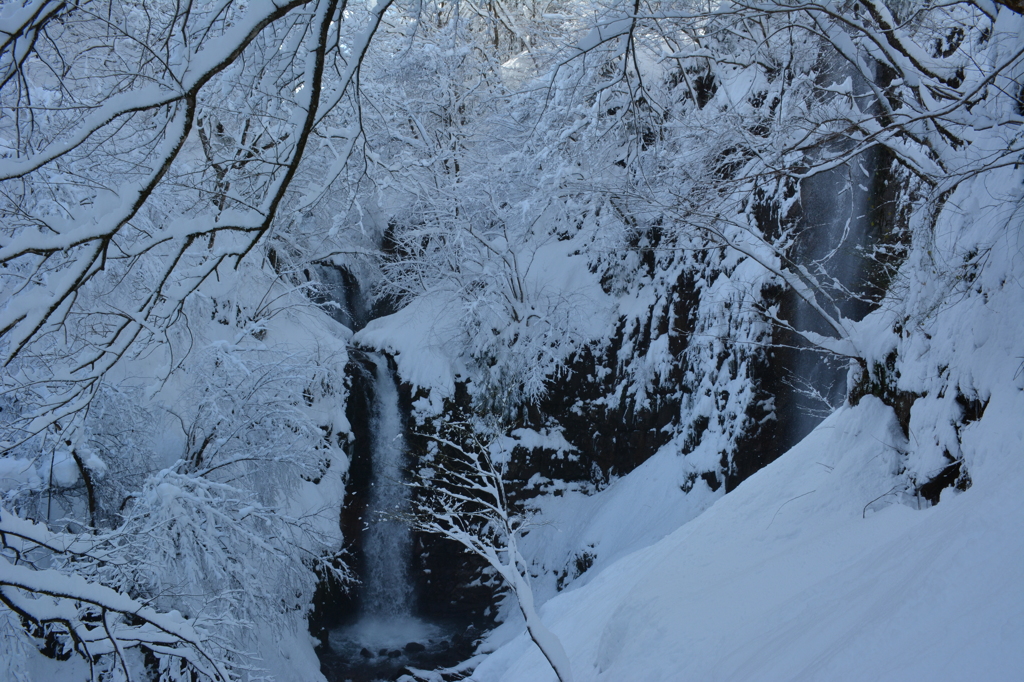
[312,265,465,681]
[361,353,414,618]
[325,351,448,681]
[783,57,880,445]
[310,263,369,332]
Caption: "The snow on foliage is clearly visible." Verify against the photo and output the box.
[1,261,351,680]
[368,0,1023,677]
[0,0,384,677]
[2,0,1022,679]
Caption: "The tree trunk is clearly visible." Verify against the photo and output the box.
[510,565,575,682]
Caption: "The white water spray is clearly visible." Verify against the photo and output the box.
[328,353,444,668]
[361,353,414,618]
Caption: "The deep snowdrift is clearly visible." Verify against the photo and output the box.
[472,389,1024,681]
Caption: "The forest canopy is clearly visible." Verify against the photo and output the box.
[1,0,1021,679]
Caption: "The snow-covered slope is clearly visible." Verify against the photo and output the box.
[465,77,1024,677]
[473,390,1023,681]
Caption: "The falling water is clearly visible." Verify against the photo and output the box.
[784,56,880,445]
[361,353,414,618]
[324,353,450,681]
[788,162,870,435]
[310,263,369,332]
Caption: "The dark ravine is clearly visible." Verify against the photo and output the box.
[307,144,953,674]
[310,266,486,682]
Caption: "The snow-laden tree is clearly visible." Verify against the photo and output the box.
[531,0,1024,486]
[352,5,608,416]
[0,259,353,679]
[368,0,1022,500]
[551,0,1022,357]
[411,421,574,682]
[380,0,1022,376]
[0,0,396,434]
[0,0,391,677]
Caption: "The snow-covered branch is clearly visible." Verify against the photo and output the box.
[411,424,574,682]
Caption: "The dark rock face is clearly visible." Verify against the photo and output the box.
[916,460,969,505]
[411,528,499,626]
[536,337,679,481]
[320,632,480,682]
[309,351,377,651]
[405,382,503,628]
[316,353,493,682]
[727,334,785,493]
[308,264,370,332]
[340,351,379,577]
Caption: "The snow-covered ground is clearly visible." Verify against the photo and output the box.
[463,105,1024,681]
[473,388,1024,681]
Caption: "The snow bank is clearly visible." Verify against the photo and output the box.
[354,291,463,395]
[473,391,1024,681]
[355,235,614,399]
[516,445,721,602]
